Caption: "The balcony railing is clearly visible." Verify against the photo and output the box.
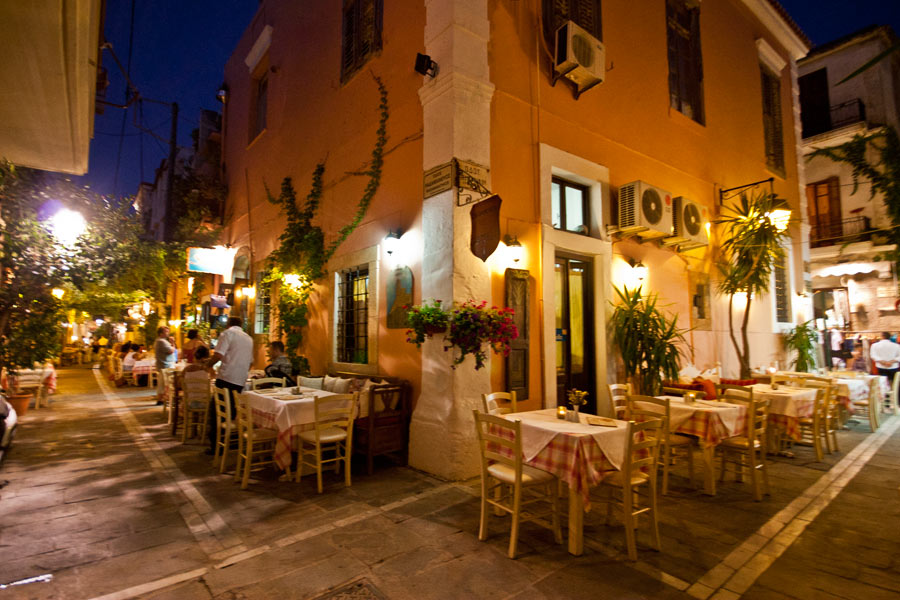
[830,99,867,130]
[810,215,872,248]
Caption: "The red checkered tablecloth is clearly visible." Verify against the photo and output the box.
[250,407,303,469]
[653,397,748,447]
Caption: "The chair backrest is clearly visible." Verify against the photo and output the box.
[472,409,523,480]
[213,386,234,429]
[481,391,517,415]
[661,387,706,399]
[234,393,259,441]
[182,370,211,407]
[718,385,753,404]
[893,372,900,400]
[371,385,404,415]
[114,357,124,378]
[799,374,832,386]
[250,377,286,390]
[608,383,632,418]
[312,393,358,441]
[625,395,670,432]
[723,393,768,442]
[622,418,665,483]
[770,373,802,387]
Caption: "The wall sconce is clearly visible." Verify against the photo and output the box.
[235,287,243,300]
[504,235,524,264]
[384,229,402,256]
[414,53,438,78]
[632,261,648,282]
[243,286,257,300]
[767,208,791,232]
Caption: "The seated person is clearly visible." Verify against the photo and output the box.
[183,346,215,376]
[850,345,867,372]
[122,345,137,372]
[264,341,295,385]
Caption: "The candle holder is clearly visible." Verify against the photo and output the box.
[556,406,567,420]
[684,392,696,405]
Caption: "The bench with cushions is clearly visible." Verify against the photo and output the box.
[300,372,413,475]
[663,378,757,401]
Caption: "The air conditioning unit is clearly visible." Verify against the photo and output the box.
[618,181,673,240]
[663,196,709,250]
[554,20,605,97]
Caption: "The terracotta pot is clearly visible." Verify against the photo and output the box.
[7,392,33,416]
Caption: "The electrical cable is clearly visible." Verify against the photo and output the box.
[113,0,137,195]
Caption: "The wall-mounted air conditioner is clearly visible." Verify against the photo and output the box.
[618,180,673,240]
[663,196,709,250]
[554,20,605,99]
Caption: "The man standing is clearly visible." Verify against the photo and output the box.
[205,317,254,454]
[154,326,176,404]
[869,331,900,383]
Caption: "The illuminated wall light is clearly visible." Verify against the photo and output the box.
[168,319,183,328]
[767,209,791,232]
[384,229,402,256]
[632,261,648,283]
[51,288,65,299]
[187,277,195,294]
[504,235,524,265]
[244,286,257,299]
[235,287,243,299]
[283,273,304,288]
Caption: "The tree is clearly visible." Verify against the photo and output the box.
[716,190,791,378]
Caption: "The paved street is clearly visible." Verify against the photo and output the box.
[1,367,899,600]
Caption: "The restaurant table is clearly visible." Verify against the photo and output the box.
[132,359,156,377]
[497,409,629,555]
[749,383,817,449]
[651,396,747,496]
[243,386,337,473]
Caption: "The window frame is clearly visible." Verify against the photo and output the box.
[336,265,370,365]
[254,271,271,335]
[666,0,705,125]
[552,177,591,236]
[542,0,603,48]
[772,247,793,326]
[341,0,383,83]
[761,64,785,175]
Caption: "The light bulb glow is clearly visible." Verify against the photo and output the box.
[48,209,87,247]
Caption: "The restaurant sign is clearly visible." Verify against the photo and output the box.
[423,158,490,200]
[186,246,238,277]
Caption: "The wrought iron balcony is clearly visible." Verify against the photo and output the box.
[802,98,867,138]
[810,215,872,248]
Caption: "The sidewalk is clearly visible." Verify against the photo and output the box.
[0,367,897,599]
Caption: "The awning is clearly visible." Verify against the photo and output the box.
[812,261,893,278]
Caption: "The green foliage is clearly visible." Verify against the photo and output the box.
[445,301,518,370]
[265,76,389,370]
[808,126,900,266]
[783,320,818,373]
[1,299,63,375]
[715,189,791,378]
[609,286,688,396]
[405,300,449,347]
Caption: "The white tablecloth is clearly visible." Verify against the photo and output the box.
[750,384,817,418]
[508,409,629,469]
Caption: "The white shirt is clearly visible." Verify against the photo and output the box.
[869,338,900,370]
[214,326,254,386]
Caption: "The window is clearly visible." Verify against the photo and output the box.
[773,252,791,323]
[249,69,268,141]
[254,272,271,334]
[337,266,369,363]
[761,66,784,173]
[551,178,590,234]
[666,0,704,124]
[542,0,603,47]
[806,177,841,247]
[341,0,383,82]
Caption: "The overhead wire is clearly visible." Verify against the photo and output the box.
[113,0,137,195]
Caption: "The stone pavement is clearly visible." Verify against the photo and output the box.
[1,366,898,599]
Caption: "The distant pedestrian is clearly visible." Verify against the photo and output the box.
[869,331,900,383]
[205,317,253,454]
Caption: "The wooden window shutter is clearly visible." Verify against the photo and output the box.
[505,269,530,400]
[341,2,357,79]
[341,0,382,82]
[543,0,602,47]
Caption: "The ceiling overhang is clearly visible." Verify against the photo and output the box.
[0,0,103,175]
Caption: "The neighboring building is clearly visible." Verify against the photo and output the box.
[0,1,104,174]
[218,0,810,479]
[799,26,900,337]
[133,147,193,242]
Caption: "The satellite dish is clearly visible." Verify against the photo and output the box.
[684,203,702,236]
[642,188,663,224]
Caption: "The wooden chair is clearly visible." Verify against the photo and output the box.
[148,369,159,389]
[770,373,803,387]
[608,383,632,420]
[233,393,279,489]
[161,368,177,420]
[481,391,517,415]
[661,387,706,400]
[889,372,900,415]
[213,386,239,473]
[851,377,880,432]
[796,381,829,461]
[298,393,358,493]
[718,396,770,501]
[594,417,664,561]
[626,395,694,495]
[472,409,562,559]
[353,382,411,475]
[181,370,211,443]
[717,385,753,404]
[249,377,286,390]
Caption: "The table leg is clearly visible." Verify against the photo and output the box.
[701,446,717,496]
[567,484,584,555]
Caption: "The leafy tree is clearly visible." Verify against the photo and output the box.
[716,190,791,378]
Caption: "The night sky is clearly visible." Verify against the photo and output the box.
[76,1,900,200]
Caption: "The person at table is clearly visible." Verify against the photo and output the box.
[869,331,900,382]
[184,346,215,376]
[263,341,295,385]
[122,343,138,373]
[205,317,253,455]
[849,344,867,372]
[154,326,177,404]
[182,329,205,363]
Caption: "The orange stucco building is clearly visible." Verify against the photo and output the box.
[218,0,810,479]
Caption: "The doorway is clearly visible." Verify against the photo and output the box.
[555,255,596,413]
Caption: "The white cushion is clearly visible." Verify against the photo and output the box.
[300,427,348,444]
[299,376,324,390]
[332,377,352,394]
[487,462,555,485]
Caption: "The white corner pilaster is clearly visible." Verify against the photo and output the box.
[408,0,495,480]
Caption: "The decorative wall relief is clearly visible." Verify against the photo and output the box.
[386,266,413,329]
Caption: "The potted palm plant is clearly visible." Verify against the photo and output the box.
[609,286,688,396]
[783,320,818,372]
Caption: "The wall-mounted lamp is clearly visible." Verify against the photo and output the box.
[767,208,791,232]
[414,53,438,78]
[243,286,257,300]
[632,261,648,282]
[504,234,524,264]
[384,229,402,255]
[216,83,228,104]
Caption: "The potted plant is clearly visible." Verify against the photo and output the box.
[405,300,450,347]
[567,389,588,414]
[609,286,688,396]
[445,301,518,370]
[1,306,62,416]
[783,320,818,372]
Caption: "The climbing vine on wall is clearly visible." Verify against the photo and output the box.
[265,75,389,373]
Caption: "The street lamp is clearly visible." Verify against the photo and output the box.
[48,208,87,247]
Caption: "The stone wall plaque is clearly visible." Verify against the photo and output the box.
[386,266,414,329]
[423,162,454,199]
